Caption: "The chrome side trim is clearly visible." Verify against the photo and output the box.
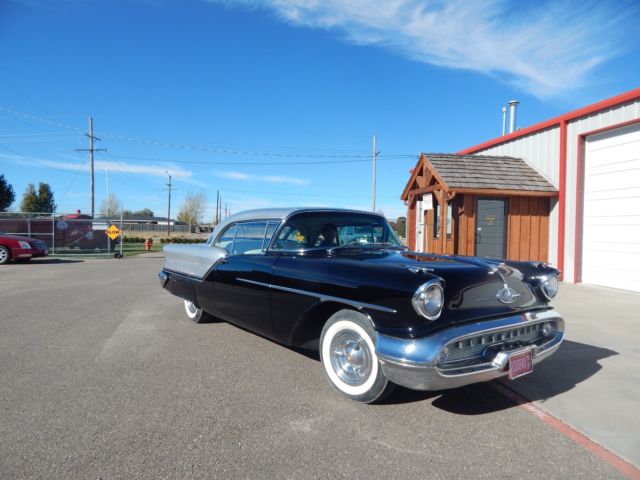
[236,278,397,314]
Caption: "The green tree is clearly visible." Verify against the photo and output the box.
[37,182,55,213]
[134,208,154,218]
[0,174,15,211]
[20,184,39,212]
[20,182,55,213]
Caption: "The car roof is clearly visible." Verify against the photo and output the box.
[210,207,384,240]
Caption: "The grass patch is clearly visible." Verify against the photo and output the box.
[120,243,163,257]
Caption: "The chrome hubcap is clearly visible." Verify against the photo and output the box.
[185,301,198,316]
[0,249,7,262]
[329,330,372,386]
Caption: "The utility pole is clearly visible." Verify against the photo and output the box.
[75,117,106,218]
[165,171,176,236]
[372,135,378,212]
[215,190,220,224]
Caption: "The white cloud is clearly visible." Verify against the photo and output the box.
[215,171,310,186]
[0,153,193,180]
[212,0,633,97]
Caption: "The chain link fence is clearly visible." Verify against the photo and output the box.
[0,211,213,257]
[0,212,122,256]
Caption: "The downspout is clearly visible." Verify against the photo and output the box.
[558,120,568,279]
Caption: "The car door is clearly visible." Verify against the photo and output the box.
[213,221,280,338]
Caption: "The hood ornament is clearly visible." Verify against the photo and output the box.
[496,284,520,304]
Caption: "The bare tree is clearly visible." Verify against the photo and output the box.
[99,193,122,218]
[177,191,206,224]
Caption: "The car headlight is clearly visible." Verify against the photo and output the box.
[540,274,559,300]
[18,241,31,249]
[412,280,444,320]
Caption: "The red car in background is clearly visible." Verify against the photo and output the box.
[0,233,49,264]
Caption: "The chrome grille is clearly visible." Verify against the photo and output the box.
[438,322,555,370]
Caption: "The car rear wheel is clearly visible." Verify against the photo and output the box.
[0,246,10,265]
[320,309,395,403]
[183,299,213,323]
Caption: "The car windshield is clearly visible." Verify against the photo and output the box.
[271,211,402,251]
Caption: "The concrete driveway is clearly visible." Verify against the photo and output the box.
[0,255,637,479]
[504,282,640,469]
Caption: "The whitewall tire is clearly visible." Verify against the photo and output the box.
[183,299,212,324]
[320,310,394,403]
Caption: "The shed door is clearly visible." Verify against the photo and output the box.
[475,198,507,258]
[582,123,640,292]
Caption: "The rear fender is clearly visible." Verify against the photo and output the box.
[160,271,199,305]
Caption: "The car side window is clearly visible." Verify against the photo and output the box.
[272,224,307,250]
[262,221,279,251]
[232,222,268,255]
[213,224,237,252]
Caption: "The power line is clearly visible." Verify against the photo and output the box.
[105,152,415,166]
[0,106,417,160]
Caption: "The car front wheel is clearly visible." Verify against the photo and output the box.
[320,310,394,403]
[0,246,10,265]
[183,299,213,323]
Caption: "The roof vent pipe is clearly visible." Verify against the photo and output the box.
[501,106,507,136]
[508,99,519,133]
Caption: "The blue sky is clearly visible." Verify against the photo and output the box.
[0,0,638,220]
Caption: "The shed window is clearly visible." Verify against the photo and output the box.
[433,201,453,239]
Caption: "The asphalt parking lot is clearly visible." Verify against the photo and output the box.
[0,255,634,479]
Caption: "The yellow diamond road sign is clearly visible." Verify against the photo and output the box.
[106,225,121,240]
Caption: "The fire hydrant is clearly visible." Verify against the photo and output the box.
[145,238,152,251]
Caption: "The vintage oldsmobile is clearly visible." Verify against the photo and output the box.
[159,208,564,403]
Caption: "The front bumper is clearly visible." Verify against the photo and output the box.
[13,248,32,259]
[376,310,564,391]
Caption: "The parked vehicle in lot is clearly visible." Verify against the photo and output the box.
[0,233,49,264]
[159,208,564,403]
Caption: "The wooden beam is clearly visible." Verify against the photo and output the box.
[451,188,558,197]
[412,185,441,196]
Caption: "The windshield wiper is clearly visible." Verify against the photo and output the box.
[364,242,407,250]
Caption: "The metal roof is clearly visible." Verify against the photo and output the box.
[423,153,557,192]
[210,207,384,240]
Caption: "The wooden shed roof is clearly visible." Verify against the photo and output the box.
[401,153,558,200]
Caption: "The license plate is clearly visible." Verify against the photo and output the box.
[508,349,533,380]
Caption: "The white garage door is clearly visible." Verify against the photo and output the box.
[582,123,640,291]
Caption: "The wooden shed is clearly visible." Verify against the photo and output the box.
[401,153,558,262]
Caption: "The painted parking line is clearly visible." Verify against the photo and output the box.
[491,381,640,480]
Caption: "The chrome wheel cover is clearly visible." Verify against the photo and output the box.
[185,300,199,317]
[0,248,8,263]
[329,330,373,386]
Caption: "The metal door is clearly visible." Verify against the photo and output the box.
[475,198,507,258]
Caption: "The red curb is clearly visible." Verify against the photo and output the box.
[491,381,640,480]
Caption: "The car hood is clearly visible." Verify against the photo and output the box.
[313,248,558,335]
